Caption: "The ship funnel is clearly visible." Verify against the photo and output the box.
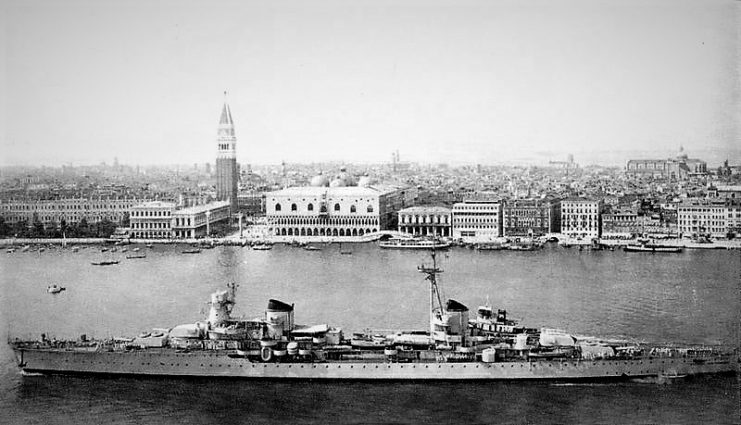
[444,299,469,345]
[266,299,294,337]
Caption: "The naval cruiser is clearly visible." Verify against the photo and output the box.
[10,252,738,380]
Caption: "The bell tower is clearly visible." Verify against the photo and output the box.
[215,92,238,212]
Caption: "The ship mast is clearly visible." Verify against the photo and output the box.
[418,249,445,341]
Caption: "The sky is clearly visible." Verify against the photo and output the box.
[1,0,739,167]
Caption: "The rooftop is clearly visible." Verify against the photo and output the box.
[268,185,398,197]
[174,200,230,215]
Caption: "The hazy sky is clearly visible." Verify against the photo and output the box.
[1,0,739,167]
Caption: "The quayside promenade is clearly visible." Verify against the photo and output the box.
[2,234,741,250]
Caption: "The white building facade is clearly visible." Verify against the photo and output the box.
[560,199,603,239]
[129,201,176,239]
[398,206,451,237]
[451,201,503,240]
[677,199,740,238]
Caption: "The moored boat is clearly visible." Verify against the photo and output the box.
[624,242,682,253]
[91,260,120,266]
[379,237,451,250]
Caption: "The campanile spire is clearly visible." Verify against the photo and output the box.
[215,92,238,212]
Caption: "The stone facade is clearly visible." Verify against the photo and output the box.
[398,206,451,237]
[451,201,503,240]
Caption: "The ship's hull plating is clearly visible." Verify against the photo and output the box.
[14,348,737,380]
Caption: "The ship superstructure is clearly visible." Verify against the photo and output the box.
[10,253,738,380]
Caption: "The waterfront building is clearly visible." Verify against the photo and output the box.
[237,191,266,216]
[129,201,176,239]
[215,95,239,212]
[451,200,503,240]
[600,209,639,238]
[677,198,739,238]
[171,201,230,239]
[0,196,144,226]
[129,200,231,239]
[502,199,561,237]
[560,199,604,239]
[397,206,451,237]
[266,170,411,237]
[626,148,707,180]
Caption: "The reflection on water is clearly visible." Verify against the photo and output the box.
[1,244,739,423]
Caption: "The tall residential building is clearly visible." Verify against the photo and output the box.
[215,95,238,212]
[451,200,503,241]
[502,199,561,237]
[677,198,741,238]
[561,199,604,239]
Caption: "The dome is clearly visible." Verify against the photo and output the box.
[310,172,330,187]
[329,178,345,187]
[335,167,356,186]
[357,175,373,187]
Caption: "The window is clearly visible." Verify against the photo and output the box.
[307,203,314,211]
[350,205,356,213]
[367,205,374,213]
[334,203,340,212]
[291,203,297,212]
[275,203,282,212]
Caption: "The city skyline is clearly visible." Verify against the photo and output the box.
[2,0,739,167]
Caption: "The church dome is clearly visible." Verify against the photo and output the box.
[329,178,346,187]
[310,172,330,187]
[334,166,356,186]
[357,174,373,187]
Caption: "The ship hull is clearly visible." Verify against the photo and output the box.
[13,348,737,380]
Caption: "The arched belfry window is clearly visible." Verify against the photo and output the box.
[320,204,327,213]
[291,203,297,211]
[275,203,282,212]
[367,205,374,213]
[350,205,357,213]
[307,203,314,211]
[334,203,341,212]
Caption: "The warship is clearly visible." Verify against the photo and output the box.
[10,252,738,380]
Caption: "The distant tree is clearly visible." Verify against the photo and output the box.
[121,212,130,227]
[97,219,116,237]
[0,216,10,237]
[31,220,45,238]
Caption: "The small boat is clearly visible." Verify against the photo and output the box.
[132,247,140,252]
[303,245,321,251]
[47,285,66,294]
[252,244,273,251]
[182,249,202,254]
[100,248,108,253]
[126,254,147,259]
[146,244,153,249]
[339,242,353,255]
[476,243,506,251]
[71,247,79,253]
[121,248,128,253]
[6,248,15,253]
[91,260,120,266]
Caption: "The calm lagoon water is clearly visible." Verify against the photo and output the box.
[1,243,739,424]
